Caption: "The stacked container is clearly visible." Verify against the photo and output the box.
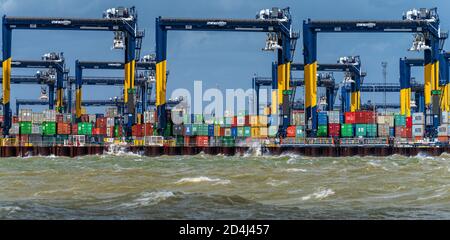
[412,112,425,141]
[317,111,328,137]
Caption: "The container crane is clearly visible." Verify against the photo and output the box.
[0,53,65,114]
[155,7,298,135]
[74,60,155,124]
[2,6,142,136]
[302,8,443,136]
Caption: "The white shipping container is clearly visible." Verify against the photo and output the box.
[412,125,424,137]
[106,117,115,127]
[88,114,96,123]
[412,112,425,125]
[106,107,118,118]
[19,109,32,122]
[32,113,44,124]
[63,114,72,123]
[43,110,56,122]
[237,116,245,126]
[225,117,233,125]
[10,123,19,135]
[377,115,385,125]
[442,111,449,124]
[385,115,394,127]
[32,124,42,134]
[438,124,448,137]
[377,124,390,137]
[327,111,340,124]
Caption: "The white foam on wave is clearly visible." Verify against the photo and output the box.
[301,188,335,200]
[175,176,231,185]
[0,206,22,214]
[266,179,289,186]
[102,145,142,158]
[121,191,175,208]
[283,168,307,173]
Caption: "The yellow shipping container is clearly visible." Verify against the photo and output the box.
[214,125,221,137]
[258,115,268,126]
[250,116,259,126]
[259,127,268,137]
[251,127,260,137]
[263,107,271,116]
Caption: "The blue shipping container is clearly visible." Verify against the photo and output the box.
[184,124,193,136]
[318,113,328,125]
[208,124,215,137]
[231,127,238,137]
[389,127,395,137]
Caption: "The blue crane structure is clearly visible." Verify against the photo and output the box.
[15,99,182,116]
[155,7,298,135]
[302,8,445,136]
[288,56,366,115]
[74,60,155,122]
[67,75,150,115]
[0,55,66,113]
[399,58,426,116]
[2,6,142,136]
[252,73,337,115]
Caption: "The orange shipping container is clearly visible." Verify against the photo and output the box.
[57,123,71,135]
[286,126,296,137]
[143,123,153,136]
[196,136,209,147]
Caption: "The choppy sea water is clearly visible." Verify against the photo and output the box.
[2,149,450,219]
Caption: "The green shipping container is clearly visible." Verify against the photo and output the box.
[317,125,327,137]
[394,114,406,126]
[341,124,354,138]
[175,136,184,146]
[243,126,251,137]
[268,126,278,137]
[19,121,32,135]
[78,122,92,135]
[237,127,244,137]
[197,124,208,136]
[164,122,172,137]
[42,122,56,136]
[221,136,235,147]
[366,124,377,137]
[355,124,367,137]
[295,126,305,137]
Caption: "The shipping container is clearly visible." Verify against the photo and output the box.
[412,125,424,137]
[57,123,71,135]
[377,124,390,137]
[412,112,425,125]
[355,124,367,137]
[406,117,412,128]
[268,126,278,137]
[295,126,305,138]
[438,124,448,137]
[19,109,32,122]
[366,124,377,138]
[327,111,340,124]
[317,125,328,137]
[42,122,56,136]
[442,111,449,124]
[286,126,296,137]
[196,136,209,147]
[394,114,406,126]
[345,112,356,124]
[19,121,32,135]
[355,111,376,124]
[291,110,305,125]
[318,112,328,125]
[250,127,260,137]
[341,124,354,138]
[328,123,340,137]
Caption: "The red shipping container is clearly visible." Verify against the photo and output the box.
[328,123,340,137]
[231,116,237,127]
[220,127,225,136]
[132,124,143,137]
[196,136,209,147]
[184,136,195,146]
[96,117,107,128]
[402,127,412,138]
[71,124,78,135]
[355,111,375,124]
[345,112,356,124]
[56,114,64,123]
[406,117,412,128]
[0,115,3,122]
[81,114,89,123]
[286,126,296,137]
[12,116,18,124]
[438,136,449,143]
[143,123,153,136]
[57,123,71,135]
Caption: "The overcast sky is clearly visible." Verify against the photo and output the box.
[1,0,450,113]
